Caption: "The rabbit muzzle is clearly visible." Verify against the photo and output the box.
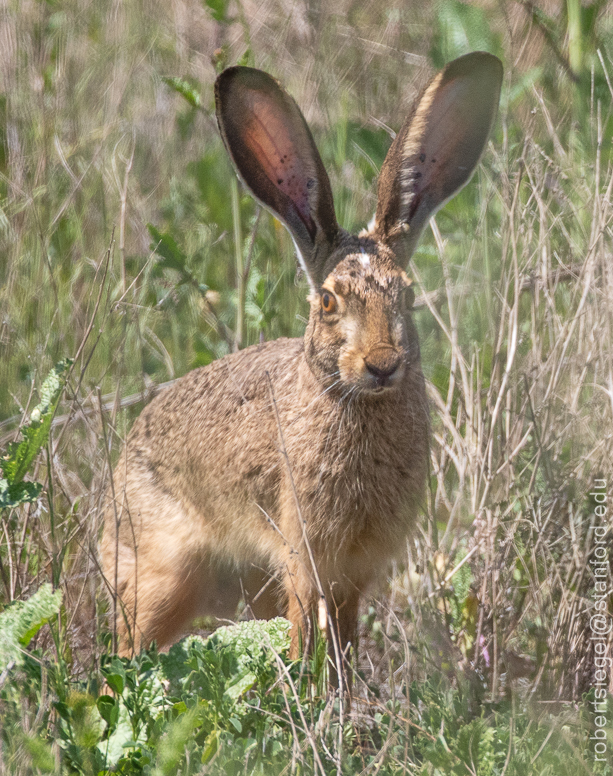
[363,345,404,390]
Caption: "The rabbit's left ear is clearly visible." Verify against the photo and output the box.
[372,52,503,263]
[215,67,339,289]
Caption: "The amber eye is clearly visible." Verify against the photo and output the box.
[321,292,337,314]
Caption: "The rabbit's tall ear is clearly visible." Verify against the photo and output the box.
[373,52,503,264]
[215,67,339,289]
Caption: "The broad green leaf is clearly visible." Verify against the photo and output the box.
[96,695,119,728]
[0,479,42,508]
[103,658,126,695]
[203,0,228,23]
[0,583,62,670]
[0,359,72,508]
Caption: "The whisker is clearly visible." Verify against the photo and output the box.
[285,376,342,426]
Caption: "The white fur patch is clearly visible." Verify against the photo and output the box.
[291,236,316,290]
[317,598,328,632]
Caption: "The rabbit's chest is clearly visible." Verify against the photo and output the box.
[284,389,429,550]
[318,433,417,517]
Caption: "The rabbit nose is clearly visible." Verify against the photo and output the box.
[364,348,402,379]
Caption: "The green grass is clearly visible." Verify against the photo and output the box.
[1,596,608,774]
[1,0,613,772]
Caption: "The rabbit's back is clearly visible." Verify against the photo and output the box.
[109,338,303,562]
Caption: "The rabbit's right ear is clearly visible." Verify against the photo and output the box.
[372,52,503,264]
[215,67,339,290]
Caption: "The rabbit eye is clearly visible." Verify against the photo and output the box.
[321,292,337,314]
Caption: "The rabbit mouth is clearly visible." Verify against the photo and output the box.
[362,372,403,393]
[361,345,404,391]
[371,377,396,391]
[347,362,406,394]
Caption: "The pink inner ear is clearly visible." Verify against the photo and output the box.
[412,80,474,182]
[243,92,313,227]
[423,79,477,159]
[403,76,495,218]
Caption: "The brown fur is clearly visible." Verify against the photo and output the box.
[100,52,502,688]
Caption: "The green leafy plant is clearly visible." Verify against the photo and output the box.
[0,359,72,509]
[0,583,62,670]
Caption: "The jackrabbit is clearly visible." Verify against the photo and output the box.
[101,52,502,686]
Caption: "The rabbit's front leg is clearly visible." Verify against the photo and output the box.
[325,584,360,691]
[283,560,318,660]
[284,559,361,692]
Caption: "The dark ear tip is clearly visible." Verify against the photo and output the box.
[444,51,504,87]
[216,65,258,84]
[215,66,277,94]
[215,67,287,121]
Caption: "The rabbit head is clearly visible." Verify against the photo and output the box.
[301,241,417,393]
[215,52,502,397]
